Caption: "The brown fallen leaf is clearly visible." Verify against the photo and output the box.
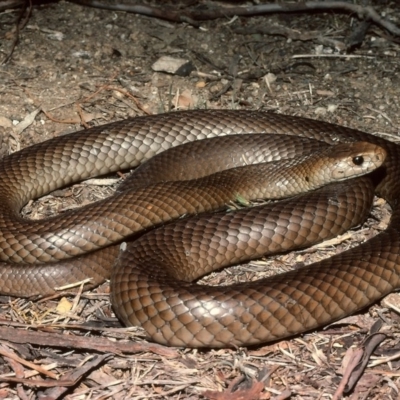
[203,378,264,400]
[333,321,386,399]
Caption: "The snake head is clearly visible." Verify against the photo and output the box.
[328,141,387,181]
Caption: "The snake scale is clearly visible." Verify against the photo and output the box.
[0,110,398,348]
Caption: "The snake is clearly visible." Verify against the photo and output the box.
[0,110,398,348]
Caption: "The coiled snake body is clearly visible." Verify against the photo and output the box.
[0,110,399,347]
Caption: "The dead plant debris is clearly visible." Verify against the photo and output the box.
[0,1,400,398]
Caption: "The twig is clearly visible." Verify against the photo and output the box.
[0,0,24,12]
[69,0,400,36]
[1,0,32,65]
[0,326,178,357]
[0,343,57,379]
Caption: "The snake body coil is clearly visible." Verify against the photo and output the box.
[0,110,398,347]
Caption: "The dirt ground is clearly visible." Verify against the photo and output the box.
[0,1,400,399]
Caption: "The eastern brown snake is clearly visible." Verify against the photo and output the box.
[0,110,397,347]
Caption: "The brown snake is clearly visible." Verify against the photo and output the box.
[0,110,398,348]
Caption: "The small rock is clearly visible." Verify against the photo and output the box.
[327,104,339,113]
[314,107,327,116]
[151,56,195,77]
[264,73,277,85]
[196,81,206,88]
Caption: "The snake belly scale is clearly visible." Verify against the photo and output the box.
[0,110,398,348]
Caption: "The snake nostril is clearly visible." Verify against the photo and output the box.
[352,156,364,166]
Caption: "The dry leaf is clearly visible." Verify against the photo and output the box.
[56,297,72,314]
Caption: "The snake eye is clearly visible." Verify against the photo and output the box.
[353,156,364,166]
